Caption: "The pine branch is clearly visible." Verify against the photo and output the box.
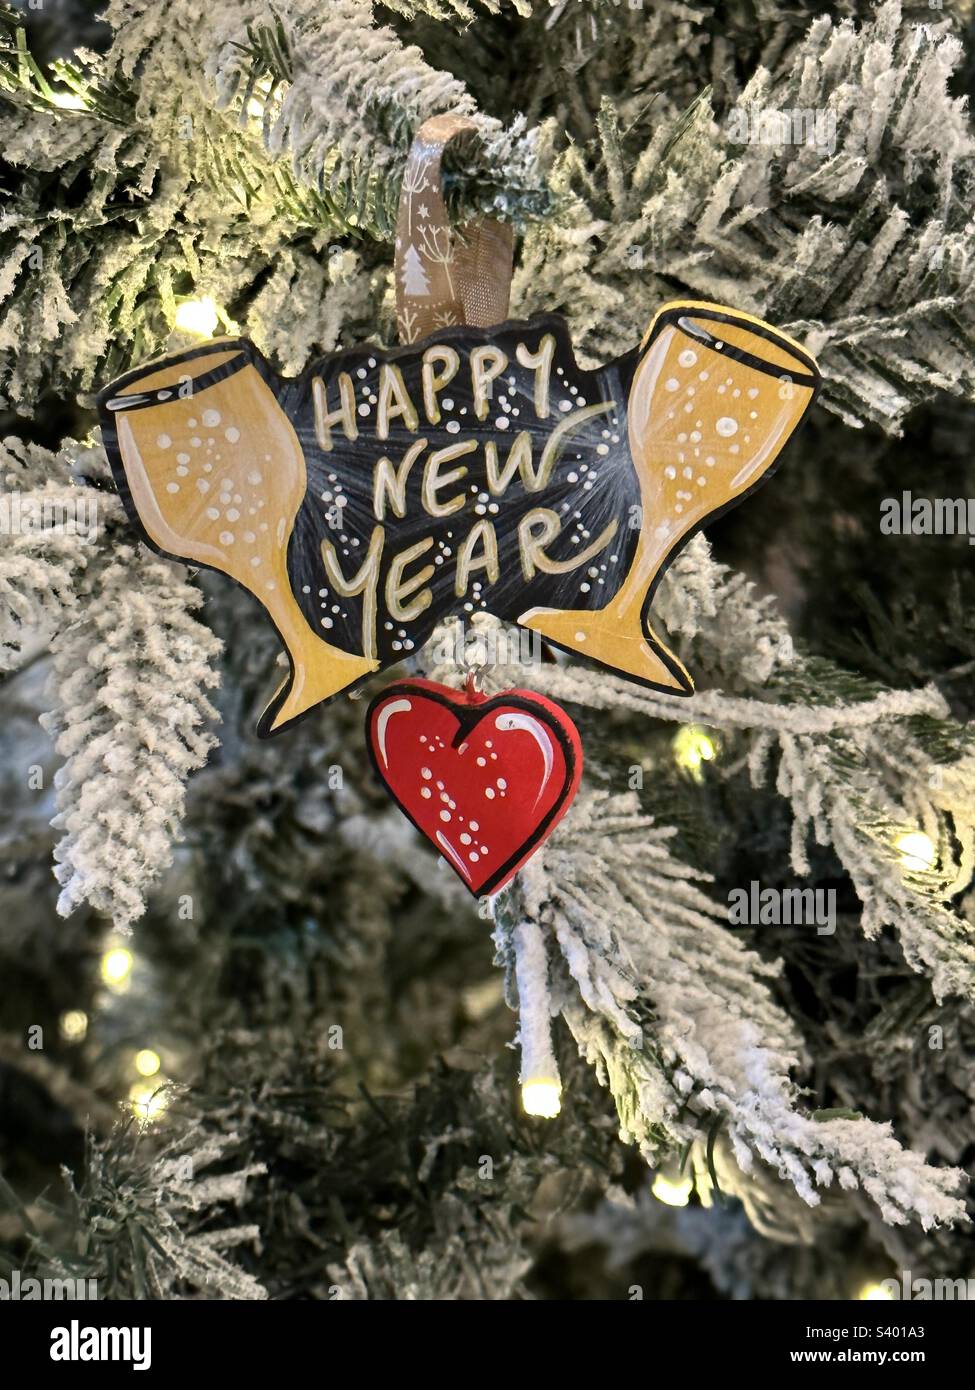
[0,0,550,407]
[40,544,221,929]
[512,0,975,431]
[0,437,115,670]
[497,790,967,1228]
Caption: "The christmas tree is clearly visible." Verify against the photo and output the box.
[401,242,432,296]
[1,0,974,1305]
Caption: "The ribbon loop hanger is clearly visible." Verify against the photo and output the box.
[395,114,514,345]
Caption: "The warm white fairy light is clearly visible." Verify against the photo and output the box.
[652,1169,693,1207]
[894,830,936,872]
[244,76,276,122]
[134,1048,161,1077]
[59,1009,88,1042]
[129,1079,171,1124]
[174,296,219,337]
[100,945,133,990]
[673,725,717,780]
[521,1079,562,1119]
[51,91,86,110]
[859,1282,894,1301]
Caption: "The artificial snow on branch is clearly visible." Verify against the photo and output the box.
[513,1,975,432]
[40,541,221,929]
[0,437,114,669]
[423,587,975,1005]
[495,790,966,1229]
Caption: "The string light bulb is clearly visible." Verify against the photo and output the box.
[100,945,133,990]
[245,76,275,123]
[59,1009,88,1042]
[673,725,717,781]
[174,296,220,338]
[134,1048,161,1078]
[51,91,86,110]
[652,1169,693,1207]
[129,1080,171,1124]
[859,1282,894,1301]
[521,1079,562,1118]
[894,830,936,872]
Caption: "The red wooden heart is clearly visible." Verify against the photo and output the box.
[366,678,583,896]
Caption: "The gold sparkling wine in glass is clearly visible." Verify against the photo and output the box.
[102,343,376,734]
[520,301,820,690]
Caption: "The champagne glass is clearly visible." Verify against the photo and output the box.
[520,301,820,691]
[101,342,376,734]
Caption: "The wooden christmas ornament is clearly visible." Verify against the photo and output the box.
[366,677,583,896]
[97,302,820,736]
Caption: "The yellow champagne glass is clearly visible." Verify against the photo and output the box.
[102,343,376,733]
[520,301,820,690]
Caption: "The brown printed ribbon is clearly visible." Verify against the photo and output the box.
[395,114,514,346]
